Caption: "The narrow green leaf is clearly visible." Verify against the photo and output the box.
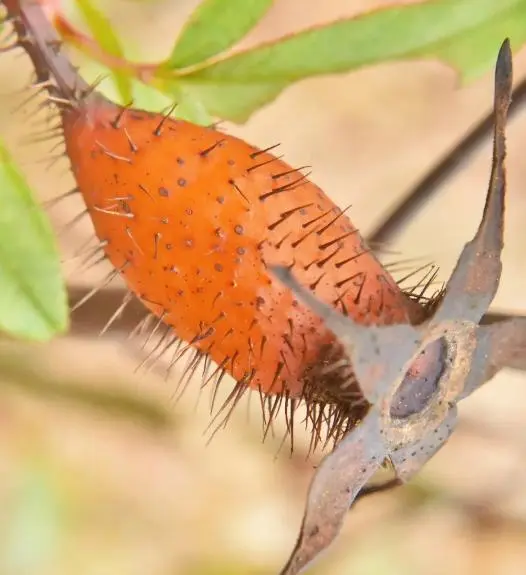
[0,141,68,341]
[168,0,274,69]
[183,0,526,81]
[73,0,133,103]
[159,0,526,122]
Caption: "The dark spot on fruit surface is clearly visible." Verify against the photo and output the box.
[176,157,185,165]
[159,186,170,197]
[214,263,223,272]
[236,246,246,255]
[235,225,244,235]
[177,178,187,187]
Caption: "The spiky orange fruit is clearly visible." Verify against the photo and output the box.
[4,0,428,441]
[61,96,423,406]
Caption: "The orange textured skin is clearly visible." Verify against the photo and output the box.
[62,98,421,397]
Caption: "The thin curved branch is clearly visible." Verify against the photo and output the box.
[367,72,526,245]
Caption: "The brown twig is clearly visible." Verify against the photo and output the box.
[3,0,90,98]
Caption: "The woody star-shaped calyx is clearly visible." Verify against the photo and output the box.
[272,39,526,575]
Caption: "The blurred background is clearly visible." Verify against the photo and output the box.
[1,0,526,573]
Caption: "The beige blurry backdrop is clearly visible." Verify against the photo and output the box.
[1,1,526,574]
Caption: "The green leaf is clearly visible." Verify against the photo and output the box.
[160,0,526,122]
[67,55,214,125]
[0,141,68,341]
[73,0,133,103]
[137,79,215,125]
[168,0,274,69]
[161,77,286,123]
